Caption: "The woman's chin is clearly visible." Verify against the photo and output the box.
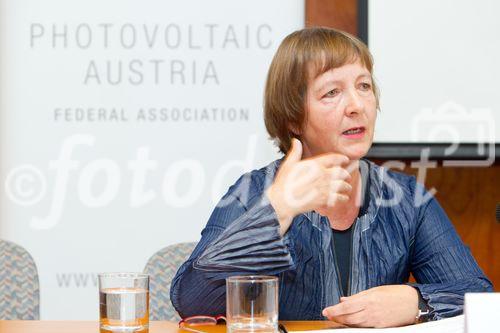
[337,135,373,160]
[311,141,372,160]
[342,144,371,160]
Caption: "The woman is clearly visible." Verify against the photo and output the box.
[170,27,492,328]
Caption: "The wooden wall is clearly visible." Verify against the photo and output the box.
[305,0,499,289]
[306,0,358,35]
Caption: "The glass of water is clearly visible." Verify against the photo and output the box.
[99,273,149,332]
[226,276,278,333]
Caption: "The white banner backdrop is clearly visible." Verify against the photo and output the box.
[0,0,304,319]
[370,0,500,144]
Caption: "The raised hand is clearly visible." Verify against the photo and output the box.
[266,138,352,235]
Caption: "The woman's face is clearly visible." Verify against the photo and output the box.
[299,60,377,160]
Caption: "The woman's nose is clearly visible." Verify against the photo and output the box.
[344,89,364,116]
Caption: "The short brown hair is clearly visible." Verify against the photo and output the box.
[264,27,379,154]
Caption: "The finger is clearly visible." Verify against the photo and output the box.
[284,138,303,165]
[343,160,361,174]
[329,180,353,194]
[308,153,349,168]
[337,296,369,310]
[331,310,368,327]
[325,181,351,206]
[326,166,352,182]
[322,299,365,318]
[326,193,350,206]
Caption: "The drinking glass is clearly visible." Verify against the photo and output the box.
[226,276,278,333]
[99,273,149,332]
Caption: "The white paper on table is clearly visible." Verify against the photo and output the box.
[289,315,464,333]
[465,293,500,333]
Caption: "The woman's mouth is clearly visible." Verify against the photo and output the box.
[342,127,365,139]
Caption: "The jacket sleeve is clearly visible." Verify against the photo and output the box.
[409,183,493,320]
[170,176,296,318]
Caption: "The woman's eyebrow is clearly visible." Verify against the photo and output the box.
[314,74,372,93]
[314,80,340,94]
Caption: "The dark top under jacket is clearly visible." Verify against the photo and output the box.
[170,158,493,320]
[331,159,370,297]
[332,225,354,297]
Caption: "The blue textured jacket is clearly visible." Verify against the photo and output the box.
[171,158,493,320]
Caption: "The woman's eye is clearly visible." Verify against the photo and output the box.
[359,82,372,90]
[324,89,339,98]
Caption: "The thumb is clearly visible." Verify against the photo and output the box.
[285,138,303,164]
